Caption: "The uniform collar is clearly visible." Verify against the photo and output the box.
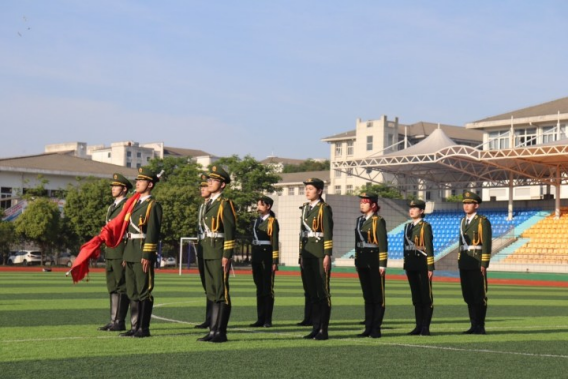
[139,194,152,203]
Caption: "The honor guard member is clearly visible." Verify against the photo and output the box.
[197,166,237,343]
[354,193,388,338]
[404,200,435,336]
[98,173,133,332]
[195,173,213,329]
[249,196,279,328]
[459,191,492,335]
[121,167,163,338]
[299,178,333,341]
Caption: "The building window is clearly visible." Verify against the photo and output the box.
[136,152,142,158]
[366,136,373,151]
[426,191,431,201]
[488,131,510,150]
[346,185,353,194]
[347,168,353,176]
[136,163,141,168]
[1,187,12,209]
[515,128,537,147]
[542,126,557,144]
[335,142,342,157]
[335,169,342,178]
[107,152,111,158]
[367,122,373,128]
[335,185,341,194]
[126,162,131,168]
[147,157,150,162]
[126,151,132,158]
[347,141,354,156]
[288,187,295,196]
[298,186,304,195]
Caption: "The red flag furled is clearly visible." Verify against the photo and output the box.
[68,193,141,283]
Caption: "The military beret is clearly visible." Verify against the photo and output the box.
[303,178,324,189]
[110,173,133,190]
[208,165,231,184]
[258,195,274,206]
[199,173,208,187]
[463,190,482,204]
[136,167,159,183]
[408,199,426,210]
[358,192,378,203]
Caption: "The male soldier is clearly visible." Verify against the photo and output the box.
[299,178,333,341]
[195,173,213,329]
[404,199,434,336]
[197,166,236,343]
[98,173,132,332]
[121,167,162,338]
[459,191,492,335]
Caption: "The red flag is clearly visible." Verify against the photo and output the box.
[68,193,141,283]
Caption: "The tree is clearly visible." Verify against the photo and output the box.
[282,159,330,173]
[14,198,61,264]
[213,155,281,240]
[445,194,464,203]
[0,221,16,264]
[356,183,404,199]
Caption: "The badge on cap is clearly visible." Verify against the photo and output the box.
[113,174,118,180]
[212,166,217,172]
[465,192,471,198]
[139,168,143,173]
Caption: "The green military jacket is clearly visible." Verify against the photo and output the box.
[458,214,492,270]
[299,201,333,259]
[104,197,128,260]
[354,214,388,267]
[123,196,163,262]
[403,220,434,271]
[200,195,236,260]
[251,215,280,264]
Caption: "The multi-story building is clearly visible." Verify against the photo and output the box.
[322,116,483,198]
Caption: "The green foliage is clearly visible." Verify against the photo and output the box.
[64,178,113,245]
[14,198,61,260]
[213,155,281,238]
[282,159,329,173]
[445,194,464,203]
[356,183,403,199]
[20,176,50,199]
[0,221,15,255]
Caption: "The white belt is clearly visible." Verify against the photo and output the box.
[126,233,146,239]
[198,233,205,240]
[357,242,378,248]
[301,231,324,238]
[252,240,271,246]
[461,245,482,251]
[204,232,225,239]
[404,244,417,251]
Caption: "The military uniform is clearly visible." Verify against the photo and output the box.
[122,168,163,338]
[250,196,279,327]
[459,191,492,334]
[195,174,213,329]
[403,199,434,336]
[98,173,132,332]
[197,166,236,343]
[299,178,333,340]
[355,193,388,338]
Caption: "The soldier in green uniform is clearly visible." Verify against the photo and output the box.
[299,178,333,341]
[121,167,163,338]
[354,193,388,338]
[197,166,236,343]
[195,174,213,329]
[98,173,133,332]
[403,199,435,336]
[249,196,279,328]
[459,191,492,335]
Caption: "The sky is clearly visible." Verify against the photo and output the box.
[1,0,567,161]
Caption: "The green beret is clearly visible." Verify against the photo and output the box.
[110,173,133,190]
[463,190,482,204]
[199,173,208,187]
[258,195,274,206]
[208,165,231,184]
[358,192,378,203]
[408,199,426,210]
[136,167,159,183]
[303,178,324,190]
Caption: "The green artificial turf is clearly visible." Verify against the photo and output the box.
[0,272,567,378]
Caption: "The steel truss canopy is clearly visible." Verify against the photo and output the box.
[332,128,568,190]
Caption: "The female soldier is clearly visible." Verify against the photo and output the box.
[355,192,388,338]
[403,200,434,336]
[249,196,279,328]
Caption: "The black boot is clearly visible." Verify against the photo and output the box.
[303,303,320,339]
[98,293,119,331]
[119,300,139,337]
[474,304,487,334]
[420,306,433,336]
[314,301,331,341]
[463,305,477,334]
[369,305,384,338]
[195,299,212,329]
[133,299,153,338]
[264,297,274,327]
[249,296,266,327]
[297,296,312,326]
[211,302,231,343]
[357,303,374,337]
[407,306,423,335]
[198,302,220,341]
[109,293,129,331]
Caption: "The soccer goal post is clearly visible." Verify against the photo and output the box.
[179,237,198,276]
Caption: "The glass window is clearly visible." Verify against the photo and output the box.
[126,162,131,168]
[126,151,132,157]
[542,126,557,144]
[488,131,510,150]
[335,169,342,178]
[346,185,353,194]
[366,136,373,151]
[347,168,353,176]
[288,187,295,196]
[515,128,537,147]
[347,141,353,156]
[335,143,342,157]
[335,185,341,194]
[136,152,142,158]
[107,152,111,158]
[298,186,304,195]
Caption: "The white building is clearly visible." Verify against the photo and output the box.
[466,97,568,201]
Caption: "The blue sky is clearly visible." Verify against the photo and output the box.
[1,0,567,160]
